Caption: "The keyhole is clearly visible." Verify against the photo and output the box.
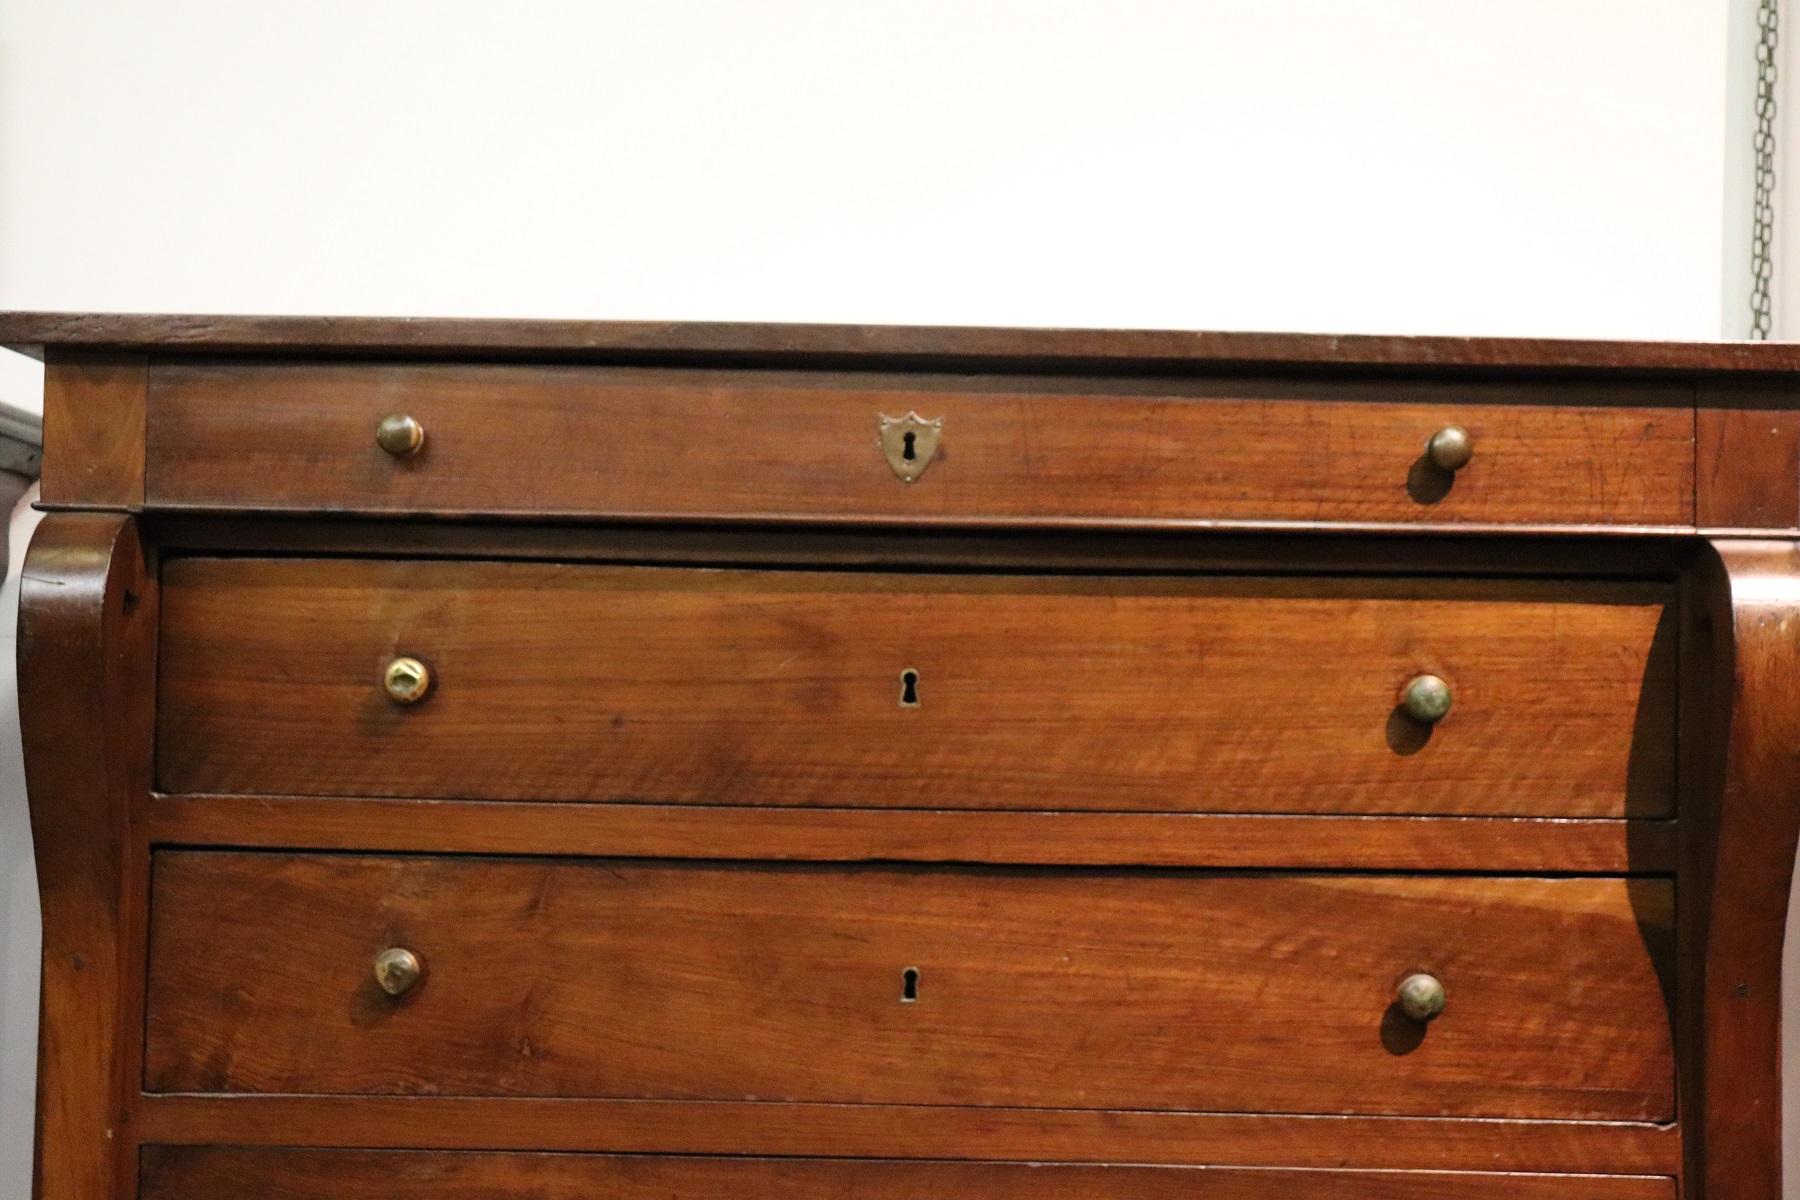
[901,966,920,1003]
[899,669,920,707]
[901,431,917,461]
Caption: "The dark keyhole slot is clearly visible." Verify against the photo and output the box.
[901,967,920,1003]
[899,669,920,707]
[901,431,917,461]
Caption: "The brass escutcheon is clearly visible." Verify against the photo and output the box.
[877,412,942,484]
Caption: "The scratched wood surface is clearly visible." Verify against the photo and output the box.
[40,351,146,508]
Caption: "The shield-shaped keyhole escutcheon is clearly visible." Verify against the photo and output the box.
[878,412,942,484]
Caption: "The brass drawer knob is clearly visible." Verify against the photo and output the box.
[382,656,432,705]
[1397,972,1446,1022]
[1398,673,1452,724]
[373,947,423,996]
[1425,425,1473,471]
[375,413,426,457]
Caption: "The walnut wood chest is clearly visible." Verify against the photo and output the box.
[10,312,1800,1199]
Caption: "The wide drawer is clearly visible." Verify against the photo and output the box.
[143,363,1694,526]
[138,1148,1676,1199]
[143,853,1676,1120]
[156,560,1677,817]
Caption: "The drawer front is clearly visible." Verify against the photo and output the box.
[157,560,1676,817]
[143,853,1675,1121]
[138,1148,1676,1199]
[144,363,1694,526]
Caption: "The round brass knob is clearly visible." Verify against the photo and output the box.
[375,413,425,457]
[1397,972,1446,1022]
[1425,425,1473,471]
[373,947,423,996]
[1398,673,1452,724]
[382,656,432,705]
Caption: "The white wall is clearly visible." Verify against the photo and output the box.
[1774,0,1800,338]
[0,0,1742,338]
[0,3,1780,1197]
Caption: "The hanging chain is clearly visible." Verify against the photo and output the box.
[1752,0,1780,339]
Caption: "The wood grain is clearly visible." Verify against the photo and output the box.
[19,515,156,1200]
[143,853,1676,1121]
[133,1093,1685,1175]
[1696,394,1800,529]
[142,363,1695,526]
[1678,540,1800,1199]
[11,313,1731,1192]
[136,1147,1676,1200]
[142,794,1679,873]
[40,351,146,508]
[0,308,1794,380]
[156,561,1678,817]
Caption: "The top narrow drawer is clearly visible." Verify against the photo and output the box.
[143,363,1694,526]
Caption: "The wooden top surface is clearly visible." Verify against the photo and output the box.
[5,310,1800,377]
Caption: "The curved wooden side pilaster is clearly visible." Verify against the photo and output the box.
[20,514,154,1200]
[1685,540,1800,1199]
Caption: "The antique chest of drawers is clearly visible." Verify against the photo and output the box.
[10,312,1800,1199]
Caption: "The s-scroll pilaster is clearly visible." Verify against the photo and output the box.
[1684,540,1800,1199]
[20,514,155,1200]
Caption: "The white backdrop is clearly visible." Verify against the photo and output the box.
[0,0,1744,336]
[0,1,1780,1195]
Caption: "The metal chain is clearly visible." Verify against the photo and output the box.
[1752,0,1780,339]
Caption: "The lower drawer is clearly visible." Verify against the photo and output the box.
[143,852,1675,1120]
[138,1148,1675,1199]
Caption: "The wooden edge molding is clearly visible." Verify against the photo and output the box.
[140,795,1678,874]
[130,1095,1682,1177]
[1681,540,1800,1199]
[20,514,156,1200]
[2,310,1799,379]
[41,351,147,509]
